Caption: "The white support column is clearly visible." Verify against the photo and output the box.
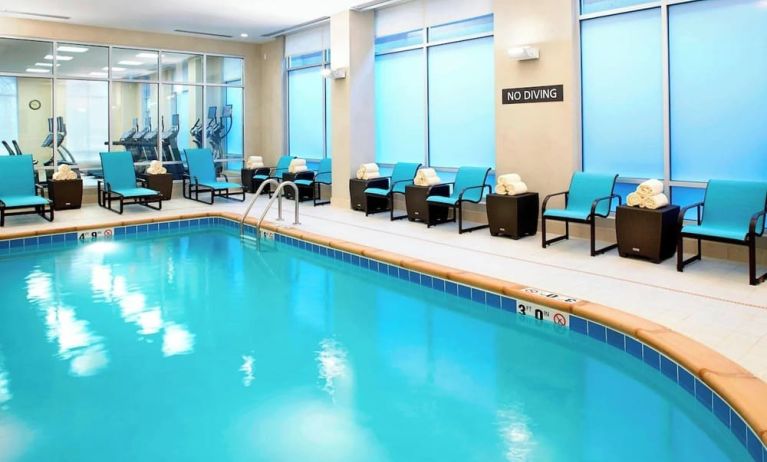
[329,9,376,208]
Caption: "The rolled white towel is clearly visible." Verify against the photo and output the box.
[289,158,307,173]
[642,193,669,210]
[416,168,438,180]
[246,161,265,169]
[506,181,528,196]
[627,192,643,207]
[497,173,522,186]
[53,164,77,180]
[146,160,167,175]
[414,175,441,187]
[495,183,509,195]
[248,155,263,164]
[357,163,380,179]
[637,179,663,197]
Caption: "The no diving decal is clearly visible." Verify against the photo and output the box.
[502,85,564,104]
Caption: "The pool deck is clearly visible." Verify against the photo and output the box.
[2,195,766,383]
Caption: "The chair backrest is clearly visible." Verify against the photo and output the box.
[183,148,217,184]
[275,155,293,175]
[391,162,421,193]
[702,179,767,235]
[567,172,617,216]
[100,152,137,191]
[453,166,490,202]
[316,158,332,183]
[0,154,35,197]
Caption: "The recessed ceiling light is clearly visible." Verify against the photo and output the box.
[26,68,50,73]
[35,62,53,67]
[89,72,108,77]
[57,45,89,53]
[135,52,157,59]
[44,54,73,61]
[118,60,142,66]
[240,33,248,38]
[102,66,127,71]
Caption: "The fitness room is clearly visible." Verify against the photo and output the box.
[0,0,766,461]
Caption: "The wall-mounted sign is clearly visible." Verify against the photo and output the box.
[502,85,564,104]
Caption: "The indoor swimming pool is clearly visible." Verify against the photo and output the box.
[0,221,757,461]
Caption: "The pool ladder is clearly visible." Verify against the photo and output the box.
[239,179,301,244]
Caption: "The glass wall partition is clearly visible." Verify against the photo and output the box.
[0,36,244,186]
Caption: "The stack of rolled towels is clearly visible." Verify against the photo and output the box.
[52,164,77,181]
[289,158,308,173]
[356,163,380,180]
[495,173,528,196]
[246,156,264,169]
[414,168,441,186]
[145,160,167,175]
[627,179,669,210]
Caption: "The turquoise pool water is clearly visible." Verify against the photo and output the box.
[0,227,754,461]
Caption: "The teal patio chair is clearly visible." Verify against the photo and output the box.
[252,155,294,196]
[426,166,491,233]
[364,162,421,220]
[183,148,245,204]
[542,172,620,256]
[677,179,767,285]
[0,154,53,226]
[98,152,163,214]
[294,158,332,206]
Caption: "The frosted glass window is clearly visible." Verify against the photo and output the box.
[581,9,663,178]
[288,67,324,159]
[669,0,767,182]
[0,77,19,146]
[428,37,494,168]
[428,14,493,42]
[375,50,426,164]
[581,0,657,15]
[325,77,332,157]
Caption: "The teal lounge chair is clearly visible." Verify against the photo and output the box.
[542,172,620,256]
[183,148,245,204]
[98,152,163,214]
[252,155,294,196]
[677,179,767,285]
[426,166,491,233]
[0,154,53,226]
[364,162,421,220]
[294,158,332,206]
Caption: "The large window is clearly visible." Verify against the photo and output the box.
[374,9,495,169]
[580,0,767,205]
[0,37,244,185]
[285,26,331,160]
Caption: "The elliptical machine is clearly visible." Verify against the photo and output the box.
[161,114,184,179]
[208,104,232,174]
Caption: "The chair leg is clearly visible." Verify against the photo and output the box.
[590,217,618,256]
[542,218,570,248]
[457,202,489,234]
[748,236,767,286]
[677,234,702,272]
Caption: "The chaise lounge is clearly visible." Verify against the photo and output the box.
[183,148,246,204]
[0,154,54,226]
[98,152,163,214]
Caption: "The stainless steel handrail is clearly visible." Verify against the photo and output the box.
[239,180,301,242]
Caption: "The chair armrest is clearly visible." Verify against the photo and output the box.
[678,201,704,229]
[542,191,568,213]
[137,177,147,187]
[427,182,454,196]
[590,194,621,218]
[391,178,414,191]
[750,209,767,237]
[35,183,47,197]
[457,184,491,203]
[218,173,230,182]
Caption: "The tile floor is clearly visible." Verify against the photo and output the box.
[2,194,766,381]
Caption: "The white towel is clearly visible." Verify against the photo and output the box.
[289,158,307,173]
[52,164,77,181]
[506,181,528,196]
[416,168,438,180]
[414,175,441,186]
[145,160,167,175]
[627,192,643,207]
[496,183,508,195]
[637,179,663,197]
[246,156,264,169]
[356,163,380,180]
[642,193,669,210]
[497,173,522,186]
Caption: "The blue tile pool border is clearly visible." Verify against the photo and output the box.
[1,215,765,460]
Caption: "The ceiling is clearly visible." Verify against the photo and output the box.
[1,0,373,43]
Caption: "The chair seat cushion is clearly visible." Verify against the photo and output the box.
[0,195,50,208]
[365,187,391,197]
[426,195,459,206]
[112,187,160,198]
[200,181,241,191]
[544,208,591,221]
[253,174,269,180]
[294,179,314,187]
[682,224,748,242]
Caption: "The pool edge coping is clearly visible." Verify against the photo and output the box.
[2,210,767,449]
